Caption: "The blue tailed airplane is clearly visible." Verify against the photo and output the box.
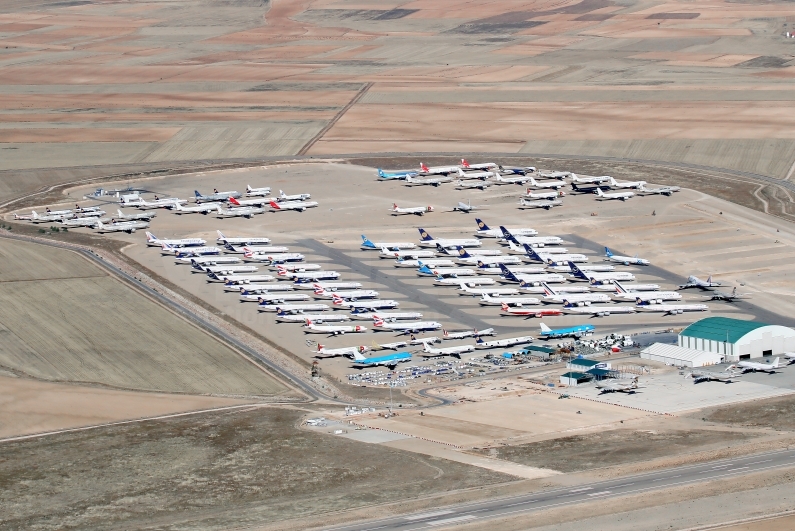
[351,350,412,369]
[539,322,595,339]
[377,168,418,180]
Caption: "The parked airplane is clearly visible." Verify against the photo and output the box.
[239,293,308,303]
[475,220,537,238]
[685,368,743,383]
[635,301,709,314]
[234,244,290,254]
[419,162,461,175]
[491,172,531,185]
[370,340,409,351]
[439,247,502,257]
[304,319,367,335]
[379,248,437,260]
[258,302,329,313]
[184,256,241,267]
[456,248,521,265]
[593,282,659,292]
[216,205,264,218]
[525,246,588,264]
[314,344,367,359]
[570,174,610,184]
[361,235,416,250]
[269,264,319,273]
[194,189,241,203]
[459,285,520,297]
[200,264,258,275]
[315,288,379,300]
[484,263,546,276]
[171,201,221,215]
[678,275,723,290]
[548,263,614,273]
[216,231,271,245]
[378,168,418,180]
[209,273,274,283]
[30,210,75,223]
[229,197,272,208]
[333,296,399,310]
[398,258,454,268]
[570,262,635,284]
[443,328,495,340]
[608,177,646,189]
[434,276,495,287]
[596,188,634,201]
[518,198,563,210]
[541,282,610,305]
[116,209,156,221]
[497,264,566,285]
[418,265,475,277]
[479,293,540,306]
[527,177,565,190]
[596,377,641,394]
[731,357,780,373]
[137,197,187,210]
[456,168,495,180]
[391,204,434,216]
[245,185,271,197]
[269,200,318,212]
[162,244,221,257]
[539,322,595,339]
[351,350,412,369]
[604,247,650,266]
[475,335,534,349]
[96,220,149,233]
[461,159,498,171]
[250,253,304,264]
[372,317,442,333]
[536,170,571,179]
[418,229,481,249]
[452,200,483,213]
[505,237,565,250]
[419,342,473,358]
[278,190,311,202]
[233,283,293,293]
[500,303,563,317]
[499,166,536,175]
[524,189,562,200]
[405,175,453,187]
[298,281,362,291]
[562,303,636,316]
[638,185,680,196]
[286,270,340,282]
[613,281,681,302]
[519,280,590,293]
[350,311,424,321]
[275,311,349,323]
[703,287,752,302]
[60,217,105,227]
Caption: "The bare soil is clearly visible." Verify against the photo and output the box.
[700,394,795,431]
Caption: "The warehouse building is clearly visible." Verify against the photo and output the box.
[641,342,724,367]
[677,317,795,362]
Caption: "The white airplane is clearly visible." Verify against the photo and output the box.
[183,256,241,267]
[455,180,491,190]
[459,285,520,297]
[201,264,258,275]
[570,174,610,184]
[604,247,650,266]
[420,161,461,174]
[404,175,453,187]
[455,248,522,265]
[609,176,646,189]
[239,293,309,303]
[304,319,367,335]
[526,178,565,190]
[372,317,442,333]
[505,239,565,254]
[548,263,614,273]
[460,159,498,171]
[451,200,484,213]
[395,258,455,268]
[391,204,434,216]
[491,172,531,185]
[258,303,329,313]
[505,273,569,287]
[229,244,289,254]
[313,344,367,359]
[137,197,187,210]
[418,229,481,249]
[569,262,635,284]
[209,273,274,283]
[518,198,563,210]
[500,228,561,245]
[418,266,476,277]
[635,301,709,314]
[443,328,495,340]
[30,210,75,223]
[524,189,562,200]
[679,275,723,290]
[703,287,752,302]
[456,168,494,180]
[613,281,681,302]
[379,248,436,260]
[229,197,272,208]
[261,253,306,264]
[216,231,271,245]
[562,303,636,316]
[475,219,537,238]
[216,205,264,218]
[12,212,33,221]
[685,368,743,383]
[370,340,409,351]
[536,170,571,179]
[434,276,495,286]
[638,184,680,196]
[475,335,534,349]
[60,217,106,227]
[350,311,423,321]
[276,311,349,323]
[360,235,415,251]
[246,185,271,197]
[116,209,155,221]
[523,246,588,264]
[171,201,222,215]
[297,281,361,291]
[541,282,610,304]
[500,303,563,317]
[420,342,473,358]
[285,270,340,282]
[161,244,220,257]
[315,288,379,300]
[519,281,589,293]
[333,296,399,310]
[596,188,634,201]
[194,189,240,203]
[278,190,311,202]
[231,283,293,293]
[730,358,780,373]
[95,220,149,233]
[479,293,540,306]
[439,246,502,257]
[270,200,318,212]
[596,377,641,394]
[243,250,295,262]
[476,262,546,275]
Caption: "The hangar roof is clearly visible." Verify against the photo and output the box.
[680,317,769,343]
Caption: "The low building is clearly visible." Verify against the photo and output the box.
[567,358,611,372]
[560,371,592,386]
[641,342,724,367]
[678,317,795,362]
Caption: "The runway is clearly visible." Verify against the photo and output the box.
[324,448,795,531]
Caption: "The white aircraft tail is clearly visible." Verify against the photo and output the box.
[217,230,225,240]
[614,281,627,294]
[145,231,157,242]
[772,357,780,369]
[117,209,124,218]
[596,188,605,196]
[352,350,367,361]
[31,211,39,219]
[540,323,552,333]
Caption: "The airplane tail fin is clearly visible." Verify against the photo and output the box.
[457,246,471,258]
[596,188,605,196]
[269,201,280,209]
[541,282,557,296]
[420,162,429,172]
[117,209,124,217]
[352,350,367,361]
[605,247,613,257]
[614,281,627,293]
[476,336,484,344]
[373,317,385,327]
[461,158,469,168]
[217,230,225,241]
[540,322,552,333]
[569,261,587,279]
[523,244,541,261]
[229,197,241,206]
[773,357,780,368]
[501,302,509,311]
[475,218,490,232]
[194,190,202,198]
[145,231,157,242]
[707,275,713,284]
[418,265,434,275]
[418,228,433,241]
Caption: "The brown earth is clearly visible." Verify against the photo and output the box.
[699,394,795,431]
